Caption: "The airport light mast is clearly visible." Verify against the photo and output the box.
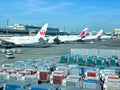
[6,19,9,35]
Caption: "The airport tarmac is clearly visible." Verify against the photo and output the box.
[0,39,120,66]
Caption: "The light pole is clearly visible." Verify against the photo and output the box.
[6,19,9,35]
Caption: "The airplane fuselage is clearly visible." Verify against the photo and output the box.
[58,35,81,42]
[0,36,39,45]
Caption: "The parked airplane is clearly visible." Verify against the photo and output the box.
[0,23,48,46]
[81,29,103,41]
[100,32,116,40]
[47,27,88,44]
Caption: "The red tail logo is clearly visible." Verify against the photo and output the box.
[78,29,87,38]
[40,29,46,35]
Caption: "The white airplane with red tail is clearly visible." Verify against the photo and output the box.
[0,23,48,46]
[47,27,88,44]
[81,29,103,41]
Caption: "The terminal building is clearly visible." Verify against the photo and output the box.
[114,28,120,37]
[0,24,60,36]
[1,24,119,38]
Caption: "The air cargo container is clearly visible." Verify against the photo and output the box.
[69,66,85,77]
[50,66,69,84]
[59,55,67,63]
[38,70,51,82]
[8,74,23,81]
[108,57,116,66]
[100,68,117,81]
[67,55,75,64]
[43,61,56,71]
[50,65,69,84]
[50,71,64,84]
[62,75,83,88]
[96,59,102,66]
[85,67,100,80]
[77,56,84,65]
[25,64,37,75]
[0,80,6,90]
[68,64,78,71]
[85,71,99,80]
[53,74,65,84]
[83,79,100,90]
[31,83,60,90]
[55,63,68,72]
[0,72,9,80]
[5,81,30,90]
[55,66,69,77]
[86,58,93,66]
[24,74,38,84]
[103,76,120,90]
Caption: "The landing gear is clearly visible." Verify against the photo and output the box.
[54,37,61,44]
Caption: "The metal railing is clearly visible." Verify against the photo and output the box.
[71,48,120,57]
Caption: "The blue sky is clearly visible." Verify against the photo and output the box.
[0,0,120,32]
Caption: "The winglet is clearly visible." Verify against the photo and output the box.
[78,27,88,38]
[36,23,48,38]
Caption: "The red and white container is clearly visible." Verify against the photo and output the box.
[85,70,99,80]
[53,74,65,84]
[26,69,37,75]
[103,75,120,90]
[38,70,51,82]
[50,70,65,84]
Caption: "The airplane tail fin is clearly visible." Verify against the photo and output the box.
[78,27,88,38]
[35,23,48,38]
[111,31,115,37]
[96,29,103,37]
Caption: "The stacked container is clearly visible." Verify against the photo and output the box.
[103,76,120,90]
[77,56,84,65]
[0,72,9,80]
[67,55,75,64]
[83,79,100,90]
[0,80,6,90]
[24,74,38,84]
[8,74,23,81]
[83,68,100,90]
[50,65,69,84]
[59,55,67,63]
[62,66,84,88]
[5,81,30,90]
[38,70,51,83]
[31,83,60,90]
[52,71,65,84]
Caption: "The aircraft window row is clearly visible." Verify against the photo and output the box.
[17,38,35,40]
